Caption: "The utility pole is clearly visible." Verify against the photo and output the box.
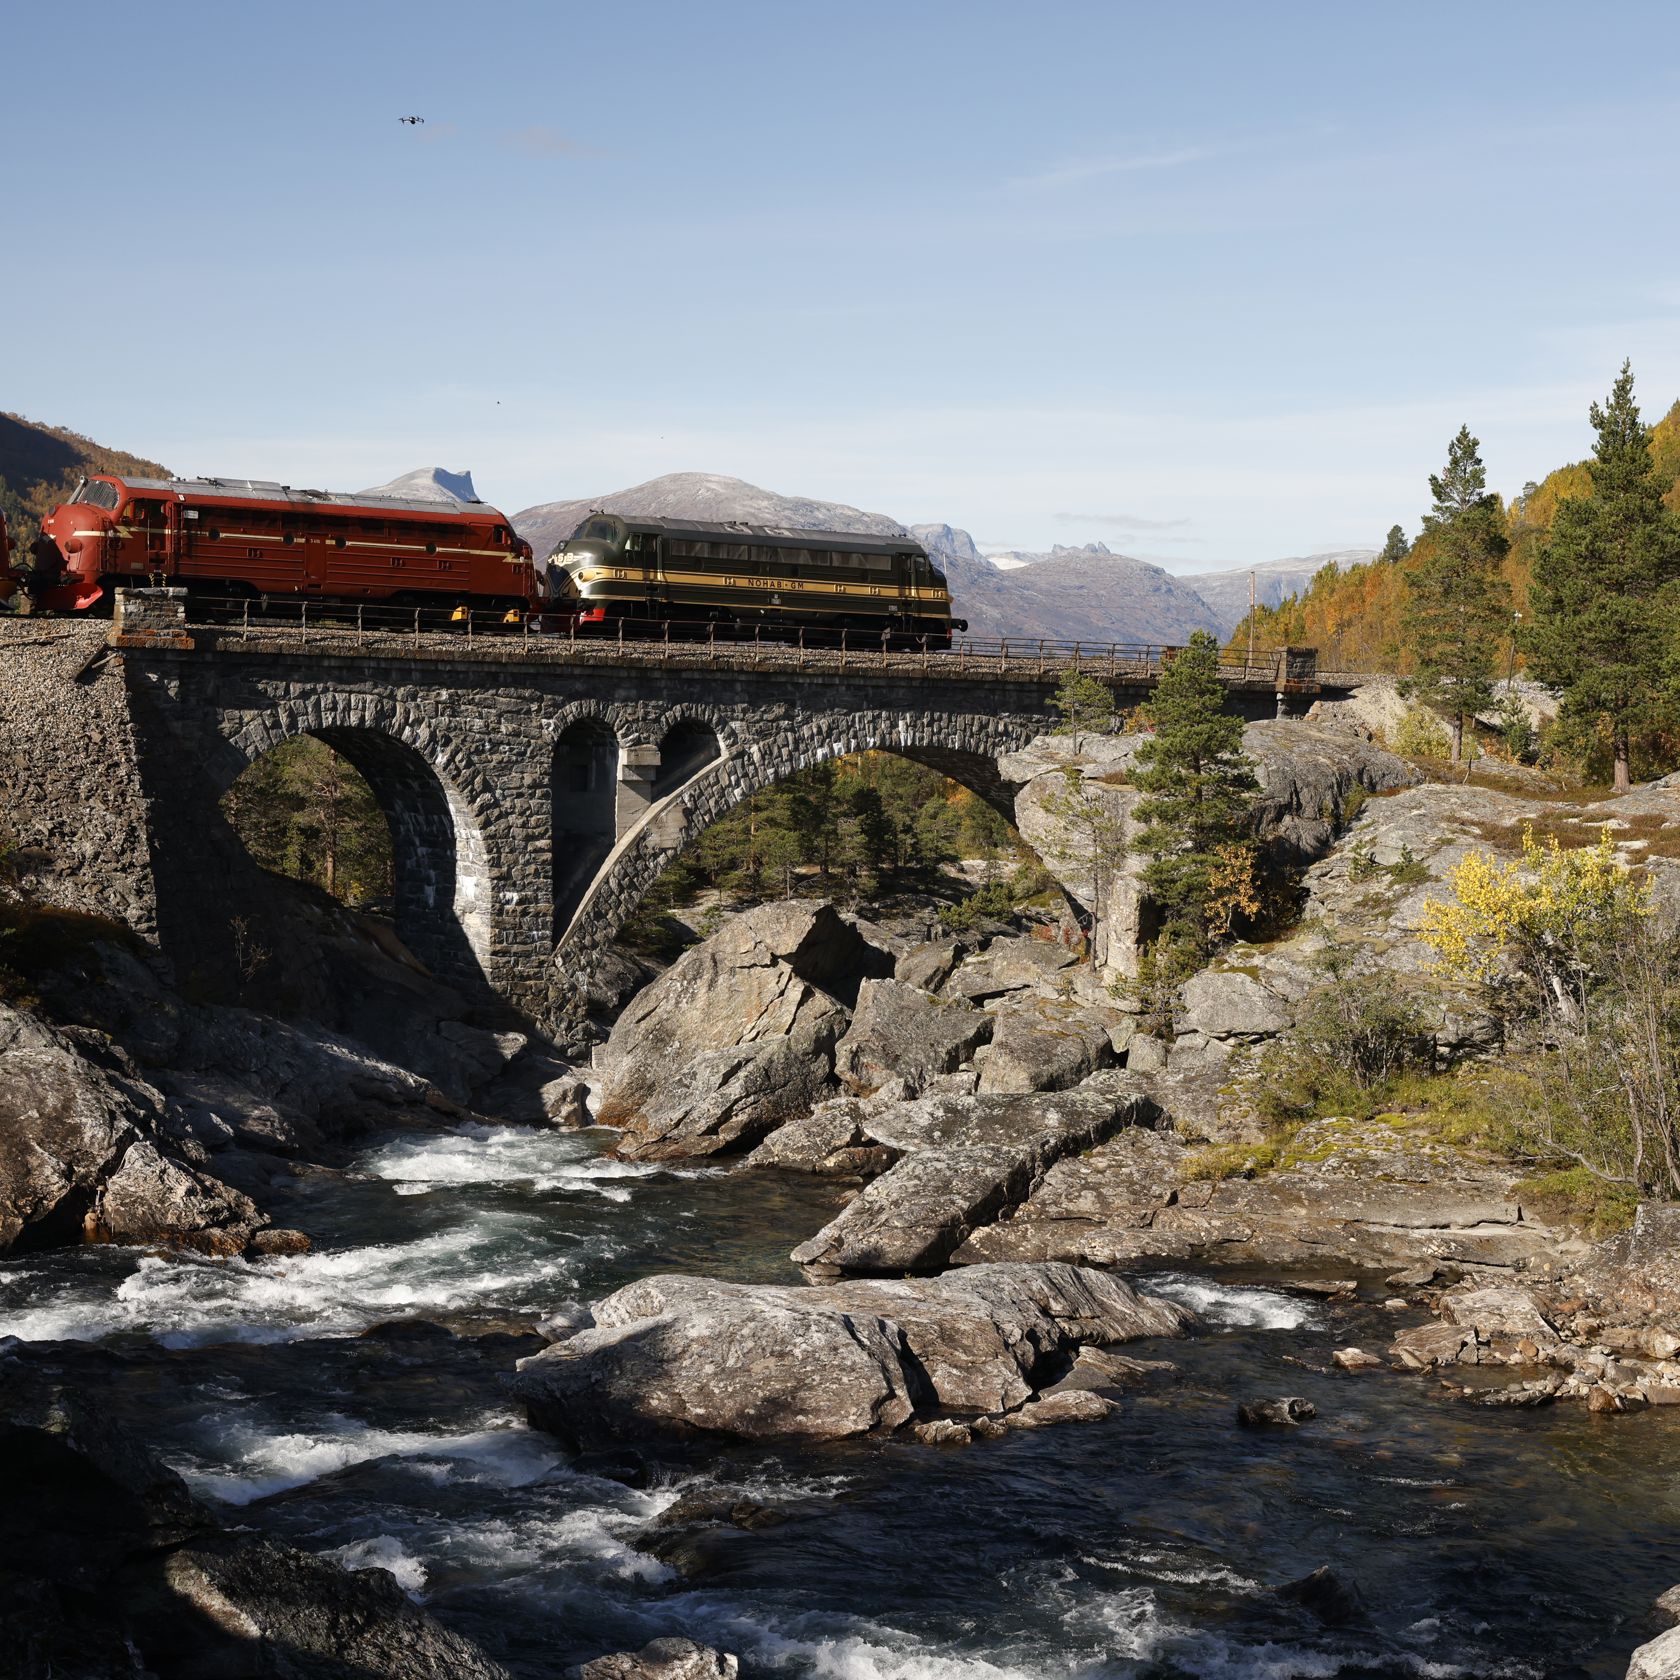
[1247,569,1256,669]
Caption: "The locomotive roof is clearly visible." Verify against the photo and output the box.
[597,515,923,555]
[113,476,491,516]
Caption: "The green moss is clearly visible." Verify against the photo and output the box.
[1515,1168,1640,1238]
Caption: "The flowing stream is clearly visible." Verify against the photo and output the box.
[4,1118,1680,1679]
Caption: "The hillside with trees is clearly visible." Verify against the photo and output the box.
[1231,396,1680,674]
[0,412,168,543]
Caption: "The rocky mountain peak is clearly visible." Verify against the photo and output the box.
[359,467,482,504]
[513,472,905,562]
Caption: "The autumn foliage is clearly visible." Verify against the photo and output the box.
[1229,398,1680,674]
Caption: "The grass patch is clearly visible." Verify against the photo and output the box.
[1515,1167,1640,1238]
[1183,1137,1287,1180]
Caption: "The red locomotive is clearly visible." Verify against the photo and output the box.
[6,473,536,615]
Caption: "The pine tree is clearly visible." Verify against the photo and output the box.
[1526,362,1680,794]
[1050,668,1116,751]
[1132,630,1258,956]
[1379,524,1408,565]
[1400,426,1510,764]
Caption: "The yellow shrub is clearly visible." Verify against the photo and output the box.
[1419,825,1650,987]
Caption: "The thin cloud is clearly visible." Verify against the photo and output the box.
[1055,511,1194,532]
[505,124,600,159]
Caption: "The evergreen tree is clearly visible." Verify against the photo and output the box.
[1050,667,1116,751]
[1399,426,1510,764]
[1526,362,1680,794]
[1132,631,1258,957]
[1379,524,1408,565]
[788,760,839,877]
[844,785,897,883]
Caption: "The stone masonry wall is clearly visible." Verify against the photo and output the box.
[0,621,160,940]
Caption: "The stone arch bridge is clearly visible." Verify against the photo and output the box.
[110,599,1318,1028]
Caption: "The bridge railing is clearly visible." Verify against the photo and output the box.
[147,596,1312,685]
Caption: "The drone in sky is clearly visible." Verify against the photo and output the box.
[398,115,426,126]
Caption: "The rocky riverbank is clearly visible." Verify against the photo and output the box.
[8,715,1680,1677]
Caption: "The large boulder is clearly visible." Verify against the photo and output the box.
[955,1127,1187,1264]
[941,937,1082,1004]
[1629,1625,1680,1680]
[788,1077,1157,1276]
[0,1003,263,1255]
[512,1262,1190,1446]
[741,1095,896,1176]
[832,979,993,1095]
[975,995,1120,1093]
[821,1264,1189,1413]
[1241,720,1417,867]
[581,1640,739,1680]
[1175,968,1293,1040]
[515,1273,921,1444]
[596,901,892,1159]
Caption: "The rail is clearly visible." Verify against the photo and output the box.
[112,594,1316,687]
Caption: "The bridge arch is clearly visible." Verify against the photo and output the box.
[654,715,724,798]
[220,703,496,989]
[553,707,1044,990]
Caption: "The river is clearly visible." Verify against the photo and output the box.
[3,1119,1678,1679]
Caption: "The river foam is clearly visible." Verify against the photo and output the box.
[1146,1275,1318,1330]
[0,1212,578,1346]
[364,1123,662,1199]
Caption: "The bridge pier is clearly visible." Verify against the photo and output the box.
[615,744,662,833]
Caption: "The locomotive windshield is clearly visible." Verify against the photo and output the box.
[67,479,121,512]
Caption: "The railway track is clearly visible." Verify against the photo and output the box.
[150,596,1314,688]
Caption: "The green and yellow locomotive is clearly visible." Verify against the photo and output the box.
[545,515,965,647]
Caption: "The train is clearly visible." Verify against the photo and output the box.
[2,472,536,616]
[2,472,964,645]
[543,512,965,645]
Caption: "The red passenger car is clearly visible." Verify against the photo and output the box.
[10,474,536,615]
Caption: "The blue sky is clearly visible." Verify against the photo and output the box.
[6,1,1679,567]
